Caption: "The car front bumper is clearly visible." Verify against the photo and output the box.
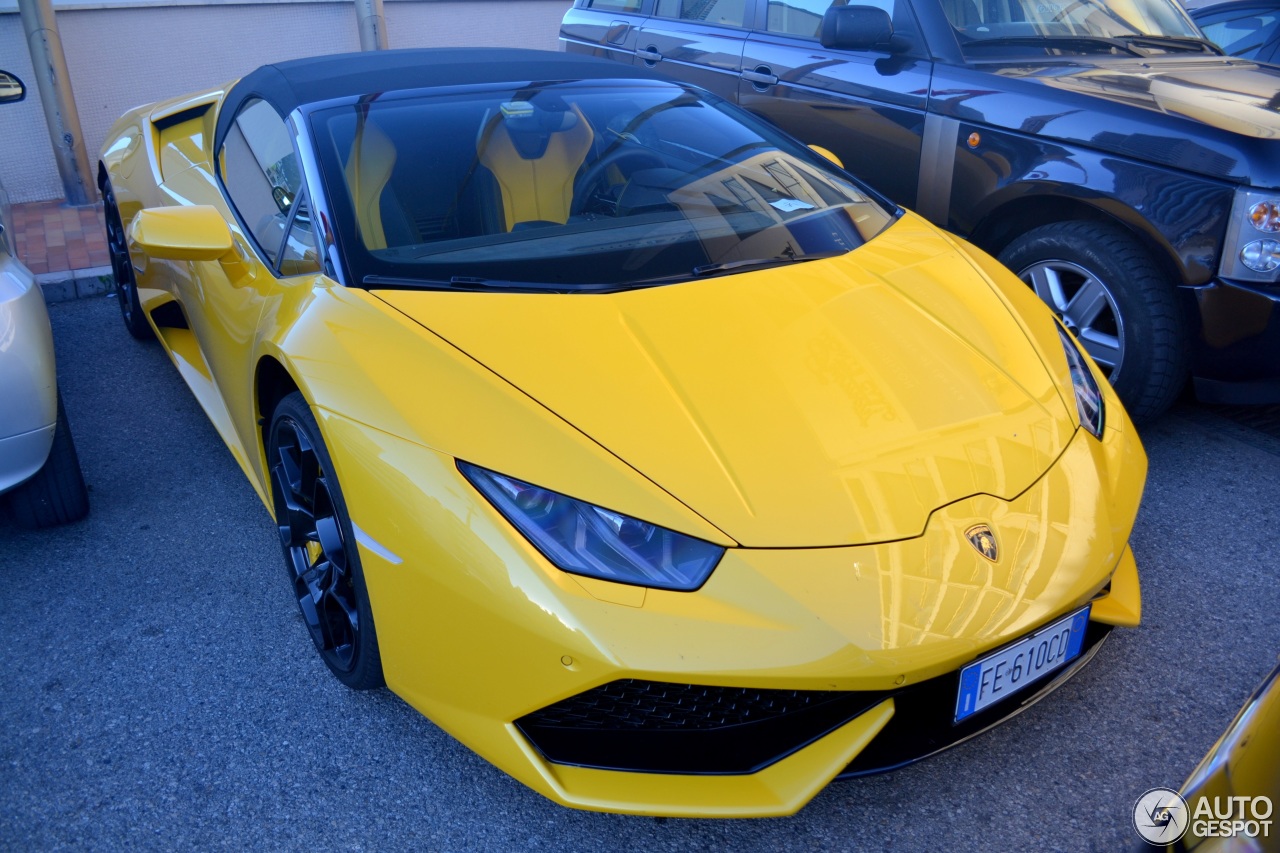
[310,382,1145,817]
[1185,277,1280,404]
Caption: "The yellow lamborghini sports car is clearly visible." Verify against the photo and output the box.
[99,48,1147,818]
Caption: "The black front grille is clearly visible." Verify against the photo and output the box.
[516,680,886,775]
[517,622,1115,778]
[523,679,852,730]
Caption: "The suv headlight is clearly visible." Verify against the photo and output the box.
[459,462,725,591]
[1059,326,1105,438]
[1222,188,1280,281]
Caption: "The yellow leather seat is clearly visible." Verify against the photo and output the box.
[344,119,397,250]
[478,104,593,232]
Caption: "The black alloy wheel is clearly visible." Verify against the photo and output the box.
[268,392,383,690]
[102,180,152,340]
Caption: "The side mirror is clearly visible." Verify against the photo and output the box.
[0,70,26,105]
[808,144,845,169]
[820,6,902,53]
[271,185,294,215]
[129,205,233,262]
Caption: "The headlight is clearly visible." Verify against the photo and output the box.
[458,462,725,591]
[1221,188,1280,282]
[1059,327,1105,438]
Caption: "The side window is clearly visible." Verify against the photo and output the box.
[656,0,748,27]
[766,0,837,37]
[765,0,901,38]
[220,98,310,269]
[587,0,644,10]
[278,196,321,276]
[1198,10,1278,58]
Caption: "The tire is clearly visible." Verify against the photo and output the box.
[998,220,1187,424]
[102,178,153,341]
[8,391,90,528]
[267,392,384,690]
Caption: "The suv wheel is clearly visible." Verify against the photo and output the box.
[999,220,1187,423]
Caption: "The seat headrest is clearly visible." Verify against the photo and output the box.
[498,100,581,160]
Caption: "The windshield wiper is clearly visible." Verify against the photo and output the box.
[692,249,844,278]
[1121,35,1224,55]
[364,274,551,292]
[364,274,620,294]
[963,35,1145,57]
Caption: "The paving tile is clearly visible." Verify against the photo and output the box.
[10,199,106,279]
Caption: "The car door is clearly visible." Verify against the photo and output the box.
[738,0,933,209]
[560,0,651,64]
[633,0,754,100]
[163,98,321,484]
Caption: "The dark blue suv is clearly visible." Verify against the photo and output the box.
[562,0,1280,421]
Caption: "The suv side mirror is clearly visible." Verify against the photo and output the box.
[820,6,902,53]
[0,70,26,105]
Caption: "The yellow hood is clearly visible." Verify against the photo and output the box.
[374,215,1076,547]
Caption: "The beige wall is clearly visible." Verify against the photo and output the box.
[0,0,570,203]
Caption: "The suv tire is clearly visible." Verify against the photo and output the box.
[999,220,1187,423]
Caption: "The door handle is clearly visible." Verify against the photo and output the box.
[636,46,663,63]
[741,67,778,87]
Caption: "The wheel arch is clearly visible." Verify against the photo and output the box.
[967,191,1186,290]
[255,353,302,453]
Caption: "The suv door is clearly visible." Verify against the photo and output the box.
[738,0,933,209]
[634,0,754,100]
[561,0,650,63]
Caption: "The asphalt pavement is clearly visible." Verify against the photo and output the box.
[3,294,1278,852]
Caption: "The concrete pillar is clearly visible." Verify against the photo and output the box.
[355,0,389,50]
[18,0,95,206]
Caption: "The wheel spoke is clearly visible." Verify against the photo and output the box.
[319,582,359,664]
[315,512,346,573]
[1062,276,1111,331]
[270,456,315,548]
[1078,328,1123,373]
[1026,265,1068,313]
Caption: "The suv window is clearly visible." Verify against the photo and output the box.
[587,0,644,10]
[656,0,748,27]
[766,0,899,37]
[220,98,318,273]
[1197,7,1279,58]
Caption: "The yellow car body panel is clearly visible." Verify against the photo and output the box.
[98,58,1147,816]
[378,211,1078,547]
[1174,660,1280,851]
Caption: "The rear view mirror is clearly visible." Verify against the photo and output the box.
[129,205,233,262]
[820,6,902,53]
[0,70,26,105]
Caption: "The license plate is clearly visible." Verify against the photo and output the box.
[954,605,1091,723]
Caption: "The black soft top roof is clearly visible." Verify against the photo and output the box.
[214,47,658,152]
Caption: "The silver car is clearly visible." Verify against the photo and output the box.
[0,69,88,528]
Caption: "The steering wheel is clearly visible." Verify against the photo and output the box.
[570,144,666,217]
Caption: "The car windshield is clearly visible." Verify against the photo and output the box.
[945,0,1210,56]
[309,80,894,291]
